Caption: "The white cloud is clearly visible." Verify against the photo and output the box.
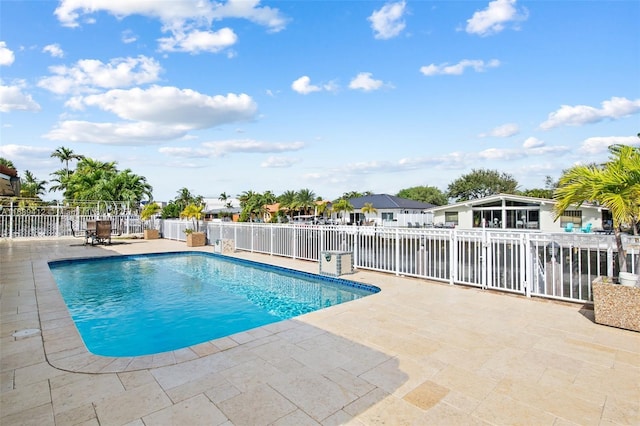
[77,86,256,128]
[349,72,384,92]
[121,30,137,44]
[157,28,237,53]
[523,137,544,149]
[43,44,64,58]
[261,156,299,168]
[465,0,528,36]
[420,59,500,76]
[159,140,304,159]
[0,42,15,66]
[201,139,304,157]
[479,123,519,138]
[0,81,41,112]
[45,87,257,144]
[368,1,407,40]
[38,55,163,95]
[540,97,640,130]
[54,0,288,53]
[291,76,321,95]
[580,136,640,154]
[44,121,187,145]
[207,0,289,33]
[477,143,568,161]
[0,144,52,159]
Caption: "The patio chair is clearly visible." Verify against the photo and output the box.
[90,220,112,245]
[581,223,592,233]
[564,223,574,232]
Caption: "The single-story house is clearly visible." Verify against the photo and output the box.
[427,193,612,233]
[203,198,241,222]
[346,194,435,225]
[263,200,333,223]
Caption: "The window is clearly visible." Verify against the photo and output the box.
[444,211,459,225]
[381,212,394,221]
[560,210,582,227]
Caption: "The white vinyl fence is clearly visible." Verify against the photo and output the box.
[3,207,638,305]
[0,200,143,238]
[160,220,639,305]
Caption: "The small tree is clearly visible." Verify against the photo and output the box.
[140,202,162,230]
[180,203,205,233]
[447,169,518,202]
[361,202,377,223]
[554,144,640,273]
[332,198,354,223]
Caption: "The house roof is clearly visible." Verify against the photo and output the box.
[0,165,18,178]
[348,194,435,210]
[427,193,605,212]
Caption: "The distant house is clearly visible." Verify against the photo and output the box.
[427,193,611,232]
[346,194,435,225]
[203,197,241,222]
[264,200,333,223]
[0,165,20,196]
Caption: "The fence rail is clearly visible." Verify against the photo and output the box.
[3,211,637,305]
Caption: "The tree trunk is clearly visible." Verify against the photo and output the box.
[614,226,628,273]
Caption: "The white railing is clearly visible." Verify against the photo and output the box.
[160,219,639,305]
[0,210,143,238]
[4,214,638,305]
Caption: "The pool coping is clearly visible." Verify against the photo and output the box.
[39,250,381,374]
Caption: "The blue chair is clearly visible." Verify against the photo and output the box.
[581,223,592,233]
[564,223,574,232]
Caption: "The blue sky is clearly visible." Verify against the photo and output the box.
[1,0,639,202]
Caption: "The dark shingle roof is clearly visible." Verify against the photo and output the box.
[348,194,435,210]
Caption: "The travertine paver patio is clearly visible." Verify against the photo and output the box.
[1,238,639,425]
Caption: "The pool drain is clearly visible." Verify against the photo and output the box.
[12,329,41,339]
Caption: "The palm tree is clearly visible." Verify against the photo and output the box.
[278,190,297,219]
[51,146,84,178]
[295,188,316,216]
[554,144,640,273]
[180,203,205,232]
[332,198,354,224]
[20,170,48,199]
[174,188,202,209]
[361,202,377,223]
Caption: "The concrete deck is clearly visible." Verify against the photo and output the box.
[1,238,639,425]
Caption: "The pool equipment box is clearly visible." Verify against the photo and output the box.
[214,239,235,254]
[320,251,354,276]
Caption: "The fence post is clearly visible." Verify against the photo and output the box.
[270,224,274,255]
[353,227,358,269]
[607,240,614,278]
[395,228,400,276]
[449,228,456,285]
[523,233,531,297]
[292,225,297,259]
[9,200,14,239]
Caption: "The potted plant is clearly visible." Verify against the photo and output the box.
[140,202,162,239]
[180,203,206,247]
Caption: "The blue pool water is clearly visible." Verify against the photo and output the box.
[49,252,379,357]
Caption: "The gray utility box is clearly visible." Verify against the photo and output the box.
[319,251,354,276]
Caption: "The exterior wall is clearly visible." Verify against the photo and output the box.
[432,200,604,232]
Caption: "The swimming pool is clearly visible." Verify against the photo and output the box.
[49,252,379,357]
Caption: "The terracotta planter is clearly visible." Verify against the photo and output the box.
[186,232,206,247]
[143,229,159,240]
